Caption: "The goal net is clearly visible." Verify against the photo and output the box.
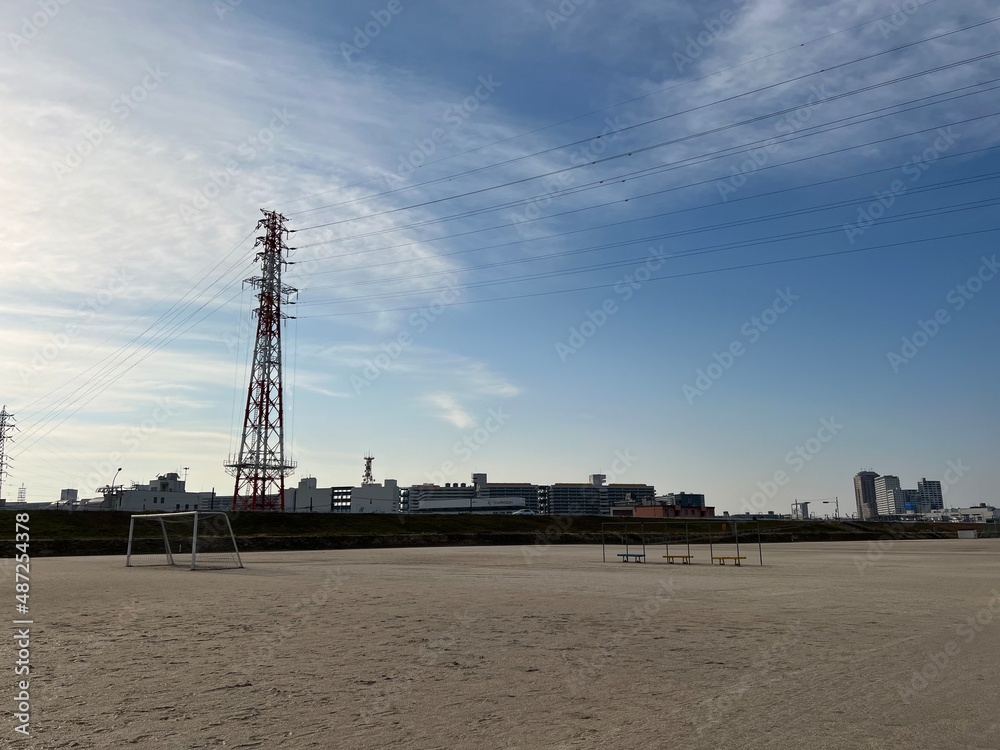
[126,511,243,570]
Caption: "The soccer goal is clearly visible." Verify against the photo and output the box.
[125,511,243,570]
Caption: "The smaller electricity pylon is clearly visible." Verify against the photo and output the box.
[0,406,16,504]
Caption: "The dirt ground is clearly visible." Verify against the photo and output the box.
[7,539,1000,749]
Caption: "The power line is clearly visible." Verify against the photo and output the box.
[18,229,258,420]
[293,174,1000,292]
[296,227,1000,318]
[288,100,1000,268]
[277,0,944,209]
[290,83,1000,248]
[15,235,258,451]
[289,15,1000,224]
[16,285,249,457]
[297,202,1000,309]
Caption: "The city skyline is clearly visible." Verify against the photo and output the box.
[2,0,998,514]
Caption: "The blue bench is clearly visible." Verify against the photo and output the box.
[617,553,646,563]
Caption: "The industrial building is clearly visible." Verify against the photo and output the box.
[924,504,998,523]
[548,474,655,516]
[54,462,659,517]
[404,473,535,514]
[286,476,400,514]
[99,472,220,512]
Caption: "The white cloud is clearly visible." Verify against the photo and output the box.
[424,392,475,429]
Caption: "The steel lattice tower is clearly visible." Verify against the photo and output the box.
[225,210,297,511]
[362,454,375,486]
[0,406,15,503]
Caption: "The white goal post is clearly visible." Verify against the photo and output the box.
[126,511,243,570]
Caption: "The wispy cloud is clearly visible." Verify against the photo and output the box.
[424,392,475,428]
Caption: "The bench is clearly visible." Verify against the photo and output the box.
[662,555,694,564]
[617,553,646,563]
[712,556,747,567]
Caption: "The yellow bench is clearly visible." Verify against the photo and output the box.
[712,556,747,567]
[662,555,694,564]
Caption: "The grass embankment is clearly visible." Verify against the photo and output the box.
[0,510,985,558]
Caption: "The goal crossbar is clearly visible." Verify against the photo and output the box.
[126,511,243,570]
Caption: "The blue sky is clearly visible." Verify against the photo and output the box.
[1,0,998,513]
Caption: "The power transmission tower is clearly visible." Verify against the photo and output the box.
[225,210,297,511]
[0,406,15,504]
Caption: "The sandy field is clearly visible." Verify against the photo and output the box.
[7,539,1000,749]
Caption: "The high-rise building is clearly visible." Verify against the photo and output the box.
[918,478,943,511]
[874,475,902,516]
[854,471,879,520]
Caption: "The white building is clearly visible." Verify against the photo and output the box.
[924,505,998,523]
[351,480,399,513]
[285,477,399,513]
[405,479,526,513]
[875,475,903,516]
[101,473,219,513]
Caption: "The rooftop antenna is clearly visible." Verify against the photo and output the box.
[362,453,375,486]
